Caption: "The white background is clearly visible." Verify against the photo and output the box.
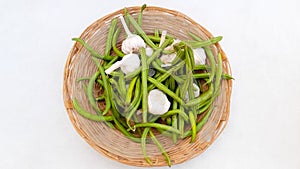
[0,0,299,168]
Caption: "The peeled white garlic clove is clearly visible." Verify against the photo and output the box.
[104,53,140,75]
[193,48,207,65]
[145,47,153,56]
[119,15,146,54]
[148,89,171,115]
[120,53,140,74]
[160,53,176,64]
[185,83,200,101]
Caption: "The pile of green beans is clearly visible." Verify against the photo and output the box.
[71,4,233,167]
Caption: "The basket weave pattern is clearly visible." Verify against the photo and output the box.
[63,6,232,167]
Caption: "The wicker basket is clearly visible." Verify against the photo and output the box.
[63,6,232,167]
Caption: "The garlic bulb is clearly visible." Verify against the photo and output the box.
[185,83,200,101]
[193,48,207,65]
[104,53,140,75]
[148,89,171,115]
[119,15,146,54]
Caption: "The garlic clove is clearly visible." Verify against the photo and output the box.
[193,48,207,65]
[185,83,200,101]
[120,53,140,74]
[148,89,171,115]
[160,53,176,64]
[145,47,153,56]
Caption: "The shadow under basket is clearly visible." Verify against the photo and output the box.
[63,6,233,167]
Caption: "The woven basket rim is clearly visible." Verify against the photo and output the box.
[63,5,232,167]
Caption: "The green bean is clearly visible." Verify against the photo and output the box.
[138,4,147,27]
[126,14,158,49]
[72,98,113,122]
[156,128,173,137]
[141,48,148,122]
[76,77,90,82]
[185,84,214,107]
[186,36,223,49]
[178,107,185,137]
[126,78,141,112]
[109,78,124,100]
[112,28,125,57]
[148,77,185,105]
[82,84,89,98]
[125,76,138,104]
[204,46,216,84]
[104,56,119,69]
[183,107,213,138]
[87,71,102,115]
[194,64,211,70]
[126,94,142,129]
[188,32,202,41]
[172,115,178,143]
[149,130,171,167]
[151,61,166,73]
[118,72,127,98]
[161,109,189,121]
[214,53,222,95]
[187,46,195,69]
[222,73,234,80]
[92,57,112,115]
[113,117,141,143]
[96,95,105,101]
[189,111,196,142]
[134,123,181,134]
[148,61,185,91]
[148,35,161,42]
[105,18,117,56]
[72,38,113,61]
[141,127,152,165]
[166,117,172,126]
[96,79,103,86]
[193,73,210,79]
[154,29,159,38]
